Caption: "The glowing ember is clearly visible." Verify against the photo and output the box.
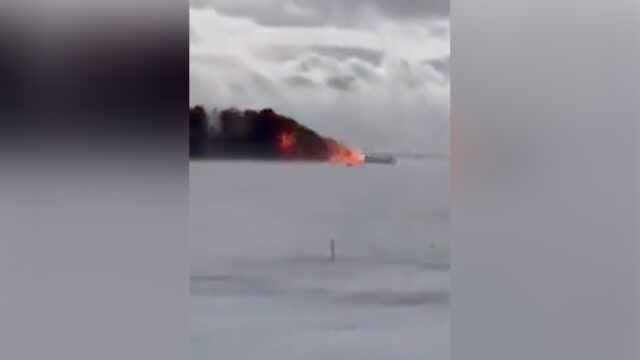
[324,138,365,166]
[277,132,295,154]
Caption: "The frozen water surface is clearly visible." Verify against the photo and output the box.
[190,160,449,360]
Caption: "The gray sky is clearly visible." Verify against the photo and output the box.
[190,0,449,154]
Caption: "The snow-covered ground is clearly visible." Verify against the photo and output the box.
[190,160,449,360]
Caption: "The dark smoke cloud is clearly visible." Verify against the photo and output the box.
[190,105,359,162]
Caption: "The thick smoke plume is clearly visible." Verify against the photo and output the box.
[190,106,364,165]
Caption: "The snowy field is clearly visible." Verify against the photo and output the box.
[190,160,449,360]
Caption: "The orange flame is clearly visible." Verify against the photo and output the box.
[324,138,364,166]
[277,132,295,155]
[277,130,363,165]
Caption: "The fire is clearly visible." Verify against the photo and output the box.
[277,132,295,154]
[191,105,367,164]
[275,130,363,165]
[324,138,365,166]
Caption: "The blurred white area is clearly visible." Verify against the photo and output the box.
[452,0,639,359]
[0,161,188,360]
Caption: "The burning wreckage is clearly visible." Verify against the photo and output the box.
[190,106,395,166]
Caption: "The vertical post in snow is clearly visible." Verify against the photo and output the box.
[330,239,335,262]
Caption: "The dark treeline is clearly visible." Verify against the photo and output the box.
[189,105,333,160]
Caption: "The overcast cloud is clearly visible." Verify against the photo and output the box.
[190,0,450,154]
